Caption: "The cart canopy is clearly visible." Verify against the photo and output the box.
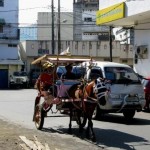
[31,55,94,66]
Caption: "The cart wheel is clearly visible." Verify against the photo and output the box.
[76,112,87,128]
[34,104,45,130]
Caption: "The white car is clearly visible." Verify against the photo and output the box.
[83,61,145,120]
[9,71,29,88]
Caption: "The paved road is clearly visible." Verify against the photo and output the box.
[0,89,150,150]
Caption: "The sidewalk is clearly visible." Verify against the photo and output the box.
[0,118,102,150]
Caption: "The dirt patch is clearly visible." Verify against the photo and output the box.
[0,119,102,150]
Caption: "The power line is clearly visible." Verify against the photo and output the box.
[0,6,50,12]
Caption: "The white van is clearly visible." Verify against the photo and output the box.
[83,61,145,120]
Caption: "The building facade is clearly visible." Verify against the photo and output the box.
[73,0,109,41]
[37,12,73,41]
[19,40,133,73]
[0,0,22,88]
[97,0,150,77]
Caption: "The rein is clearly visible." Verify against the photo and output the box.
[82,82,98,103]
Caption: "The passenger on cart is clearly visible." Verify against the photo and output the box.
[34,62,58,111]
[61,64,76,79]
[58,64,80,100]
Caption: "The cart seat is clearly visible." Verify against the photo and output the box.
[56,79,80,98]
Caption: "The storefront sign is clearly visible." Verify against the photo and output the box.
[96,2,125,25]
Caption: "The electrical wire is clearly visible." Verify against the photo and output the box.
[1,0,148,27]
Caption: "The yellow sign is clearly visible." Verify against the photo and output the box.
[96,2,125,25]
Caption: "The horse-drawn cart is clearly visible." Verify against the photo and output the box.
[32,55,99,141]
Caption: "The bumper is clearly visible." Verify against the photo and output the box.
[100,96,146,112]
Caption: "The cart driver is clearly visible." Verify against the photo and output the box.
[35,62,58,110]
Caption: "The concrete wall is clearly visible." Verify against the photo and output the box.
[20,40,133,73]
[37,12,73,41]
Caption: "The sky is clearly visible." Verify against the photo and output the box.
[19,0,73,26]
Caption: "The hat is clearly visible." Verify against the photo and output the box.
[42,62,54,69]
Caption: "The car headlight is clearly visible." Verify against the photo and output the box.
[10,79,14,82]
[138,94,145,99]
[110,93,120,99]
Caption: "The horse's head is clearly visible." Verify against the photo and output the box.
[92,77,109,106]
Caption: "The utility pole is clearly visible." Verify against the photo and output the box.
[58,0,61,54]
[51,0,55,54]
[109,26,113,62]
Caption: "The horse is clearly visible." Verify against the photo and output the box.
[67,77,109,142]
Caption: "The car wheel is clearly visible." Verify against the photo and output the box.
[123,109,135,120]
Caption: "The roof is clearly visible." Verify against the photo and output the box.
[31,55,93,66]
[94,61,130,68]
[83,61,131,68]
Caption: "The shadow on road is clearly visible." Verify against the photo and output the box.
[41,123,150,150]
[95,113,150,125]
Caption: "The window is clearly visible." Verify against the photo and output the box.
[84,17,92,22]
[104,44,107,49]
[0,25,3,33]
[61,44,63,49]
[97,42,100,49]
[82,43,85,49]
[104,58,110,61]
[8,44,17,47]
[38,43,42,49]
[89,42,92,49]
[122,59,128,63]
[0,0,4,7]
[75,42,78,50]
[68,41,70,46]
[31,44,34,49]
[90,68,103,79]
[104,67,140,83]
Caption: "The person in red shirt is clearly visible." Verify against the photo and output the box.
[33,62,57,121]
[36,64,56,93]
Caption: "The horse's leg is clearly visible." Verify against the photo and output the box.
[77,110,83,133]
[85,117,90,138]
[68,108,72,133]
[86,115,96,142]
[89,118,96,142]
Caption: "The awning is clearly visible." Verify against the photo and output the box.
[0,19,5,25]
[0,59,24,65]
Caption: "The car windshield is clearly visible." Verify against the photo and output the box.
[20,72,27,76]
[13,72,20,76]
[72,66,86,79]
[104,67,140,84]
[13,72,27,76]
